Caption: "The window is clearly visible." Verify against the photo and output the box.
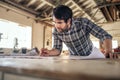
[0,19,32,49]
[92,40,118,49]
[112,40,118,48]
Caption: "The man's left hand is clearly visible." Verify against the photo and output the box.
[105,52,118,59]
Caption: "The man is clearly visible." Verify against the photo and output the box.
[40,5,118,58]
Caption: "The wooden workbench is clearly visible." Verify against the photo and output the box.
[0,56,120,80]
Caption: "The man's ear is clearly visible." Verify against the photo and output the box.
[67,19,71,25]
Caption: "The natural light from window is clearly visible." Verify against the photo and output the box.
[0,19,32,49]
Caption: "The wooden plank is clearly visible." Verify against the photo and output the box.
[0,57,120,80]
[104,6,113,21]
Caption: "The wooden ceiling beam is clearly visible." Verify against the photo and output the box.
[14,0,23,3]
[96,2,120,8]
[2,0,39,15]
[65,0,94,22]
[108,6,115,21]
[91,9,99,18]
[69,4,75,9]
[73,12,81,17]
[35,2,46,11]
[26,0,37,7]
[114,5,120,20]
[95,17,105,23]
[112,5,117,21]
[41,0,55,8]
[104,6,113,21]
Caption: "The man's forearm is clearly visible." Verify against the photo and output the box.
[103,39,112,53]
[103,39,118,59]
[49,49,61,56]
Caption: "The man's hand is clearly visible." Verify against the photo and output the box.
[104,51,118,59]
[40,48,60,56]
[103,39,118,59]
[40,48,50,56]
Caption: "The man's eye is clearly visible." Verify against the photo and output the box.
[52,21,64,24]
[58,22,62,24]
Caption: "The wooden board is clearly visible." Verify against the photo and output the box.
[0,56,120,80]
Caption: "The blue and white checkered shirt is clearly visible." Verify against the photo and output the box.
[53,18,112,56]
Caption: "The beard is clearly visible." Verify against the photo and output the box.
[57,26,68,32]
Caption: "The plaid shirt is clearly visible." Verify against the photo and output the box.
[53,18,112,56]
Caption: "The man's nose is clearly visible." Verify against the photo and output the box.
[55,24,61,28]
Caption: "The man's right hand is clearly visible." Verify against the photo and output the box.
[40,48,50,56]
[40,48,60,56]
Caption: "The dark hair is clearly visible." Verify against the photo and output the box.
[53,5,73,23]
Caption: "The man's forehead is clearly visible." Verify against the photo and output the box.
[53,18,64,22]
